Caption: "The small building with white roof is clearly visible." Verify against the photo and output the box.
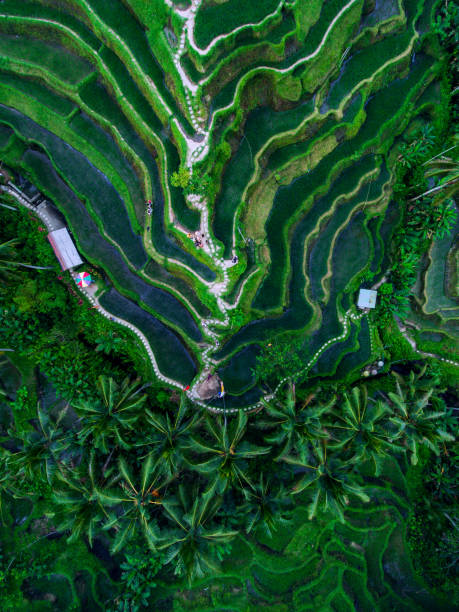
[357,288,377,309]
[47,228,83,271]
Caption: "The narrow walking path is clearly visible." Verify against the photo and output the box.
[2,179,378,412]
[395,317,459,369]
[2,182,185,390]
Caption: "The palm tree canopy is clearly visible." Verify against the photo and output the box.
[7,403,71,484]
[241,474,293,538]
[51,453,112,547]
[327,387,402,475]
[74,376,147,453]
[282,441,370,522]
[187,411,270,494]
[260,387,332,458]
[159,484,238,583]
[143,395,201,476]
[97,455,169,553]
[386,370,454,464]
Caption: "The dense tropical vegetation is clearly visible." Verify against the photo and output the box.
[0,0,458,609]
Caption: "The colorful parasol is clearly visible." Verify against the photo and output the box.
[75,271,92,288]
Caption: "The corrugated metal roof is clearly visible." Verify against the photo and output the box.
[47,228,83,271]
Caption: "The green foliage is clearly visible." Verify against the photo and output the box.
[397,125,436,169]
[108,547,165,612]
[7,402,72,485]
[240,474,293,539]
[12,277,59,313]
[385,366,455,465]
[8,385,32,415]
[95,331,124,355]
[407,406,458,601]
[228,306,246,330]
[39,344,95,402]
[282,440,370,522]
[255,335,304,386]
[0,306,41,352]
[188,411,270,494]
[327,387,402,476]
[0,1,457,606]
[171,166,191,189]
[432,1,459,49]
[260,384,330,458]
[144,396,201,477]
[187,170,213,196]
[159,484,237,584]
[98,454,167,553]
[74,376,147,453]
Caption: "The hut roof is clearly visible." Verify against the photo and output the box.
[47,228,83,271]
[357,288,377,309]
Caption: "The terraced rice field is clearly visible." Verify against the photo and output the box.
[0,0,452,409]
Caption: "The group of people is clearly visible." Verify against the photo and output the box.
[187,231,206,248]
[146,199,153,216]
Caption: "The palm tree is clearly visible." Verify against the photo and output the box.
[384,369,454,465]
[0,238,53,279]
[260,384,331,458]
[187,411,270,495]
[142,395,201,477]
[412,141,459,205]
[97,455,169,553]
[159,484,238,583]
[74,376,147,453]
[326,387,402,476]
[0,449,21,521]
[7,403,71,485]
[282,441,370,522]
[241,474,293,539]
[51,452,111,547]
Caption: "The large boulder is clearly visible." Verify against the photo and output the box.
[195,375,222,400]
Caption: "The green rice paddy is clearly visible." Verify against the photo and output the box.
[0,0,455,406]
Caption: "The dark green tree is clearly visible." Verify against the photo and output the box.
[51,452,111,547]
[282,441,370,522]
[327,387,402,475]
[159,484,237,583]
[240,474,293,539]
[260,383,331,458]
[385,370,454,465]
[74,376,147,453]
[143,396,201,477]
[7,403,71,485]
[187,411,270,494]
[97,455,169,553]
[0,238,53,279]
